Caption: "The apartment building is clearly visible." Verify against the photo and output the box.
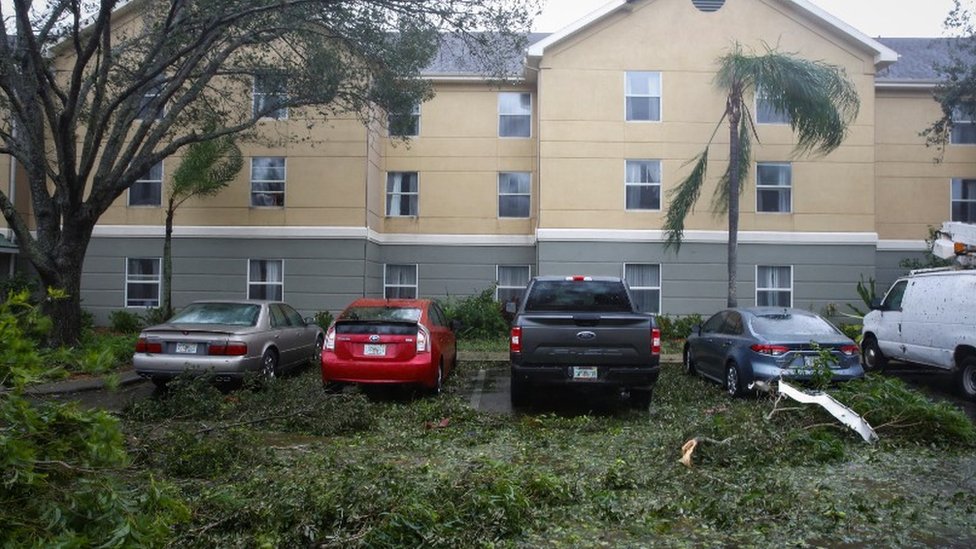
[2,0,974,323]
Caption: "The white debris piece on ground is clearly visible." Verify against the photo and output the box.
[777,380,879,443]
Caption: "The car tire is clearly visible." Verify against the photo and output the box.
[861,336,887,373]
[323,381,345,394]
[429,361,444,396]
[151,378,169,390]
[957,355,976,401]
[726,362,743,398]
[261,349,279,382]
[309,335,324,368]
[630,387,653,409]
[683,345,696,376]
[510,371,529,408]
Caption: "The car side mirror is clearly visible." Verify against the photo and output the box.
[449,320,462,333]
[504,302,517,315]
[869,298,883,311]
[304,316,315,326]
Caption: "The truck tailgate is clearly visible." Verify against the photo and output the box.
[517,313,654,366]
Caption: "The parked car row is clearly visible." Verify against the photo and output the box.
[132,269,976,403]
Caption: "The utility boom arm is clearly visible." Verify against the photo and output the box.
[933,222,976,267]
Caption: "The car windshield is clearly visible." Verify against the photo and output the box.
[750,313,840,337]
[524,280,633,312]
[339,307,423,323]
[168,303,261,326]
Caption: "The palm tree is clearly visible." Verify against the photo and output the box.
[162,131,244,318]
[664,44,860,307]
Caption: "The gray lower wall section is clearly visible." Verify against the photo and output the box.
[538,241,878,319]
[875,250,923,290]
[79,236,893,325]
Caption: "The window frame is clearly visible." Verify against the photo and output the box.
[624,71,662,123]
[624,159,662,211]
[495,264,531,302]
[124,257,162,308]
[498,92,532,138]
[498,172,531,218]
[247,259,285,301]
[384,264,419,299]
[386,171,420,217]
[755,87,790,125]
[622,263,662,314]
[136,78,166,121]
[755,162,793,214]
[950,107,976,145]
[127,160,164,207]
[951,178,976,223]
[252,74,289,121]
[388,102,421,137]
[250,157,286,208]
[755,265,794,308]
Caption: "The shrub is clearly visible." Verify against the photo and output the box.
[839,323,862,342]
[0,272,39,304]
[656,313,704,340]
[143,306,171,326]
[439,288,509,340]
[109,309,145,334]
[313,310,334,329]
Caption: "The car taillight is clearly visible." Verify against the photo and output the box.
[840,345,859,357]
[325,326,336,351]
[135,338,162,353]
[416,324,430,353]
[208,341,247,356]
[510,326,522,354]
[751,344,790,356]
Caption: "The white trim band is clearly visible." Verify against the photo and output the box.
[536,228,879,245]
[876,239,928,252]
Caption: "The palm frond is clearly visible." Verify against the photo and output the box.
[171,132,243,204]
[664,148,709,251]
[711,111,752,214]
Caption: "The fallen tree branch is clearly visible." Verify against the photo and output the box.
[195,408,313,434]
[678,436,735,468]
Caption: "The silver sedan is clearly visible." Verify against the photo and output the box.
[133,300,324,387]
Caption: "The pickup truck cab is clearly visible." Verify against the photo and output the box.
[862,268,976,400]
[508,276,661,408]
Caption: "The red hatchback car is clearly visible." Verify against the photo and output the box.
[321,298,458,394]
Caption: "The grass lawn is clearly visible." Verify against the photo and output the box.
[120,361,976,547]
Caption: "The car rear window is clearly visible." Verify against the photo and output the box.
[750,314,840,337]
[169,303,261,326]
[338,307,423,323]
[523,281,633,312]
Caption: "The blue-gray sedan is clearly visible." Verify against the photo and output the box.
[683,307,863,397]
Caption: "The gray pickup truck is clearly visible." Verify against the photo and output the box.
[507,276,661,408]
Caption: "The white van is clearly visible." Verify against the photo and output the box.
[861,268,976,400]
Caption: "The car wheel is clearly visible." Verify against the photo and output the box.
[309,335,324,368]
[323,381,345,394]
[861,336,887,372]
[726,362,743,398]
[683,345,696,376]
[151,378,169,390]
[429,361,444,396]
[510,371,529,408]
[630,387,653,409]
[957,356,976,401]
[261,349,279,382]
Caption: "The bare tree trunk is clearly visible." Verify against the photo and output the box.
[726,91,741,309]
[163,198,175,318]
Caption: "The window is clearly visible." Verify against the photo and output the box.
[625,160,661,210]
[951,106,976,144]
[248,259,283,300]
[756,88,790,125]
[386,172,419,216]
[881,279,908,311]
[125,258,161,307]
[251,157,285,207]
[952,179,976,223]
[756,265,792,307]
[496,265,531,303]
[625,71,661,122]
[756,162,792,213]
[129,161,163,206]
[498,172,530,218]
[499,92,531,137]
[624,263,661,314]
[389,103,420,137]
[136,78,165,120]
[252,74,288,120]
[385,264,418,299]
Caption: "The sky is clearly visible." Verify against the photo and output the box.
[533,0,959,38]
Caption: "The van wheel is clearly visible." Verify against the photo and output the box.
[958,356,976,401]
[861,336,887,373]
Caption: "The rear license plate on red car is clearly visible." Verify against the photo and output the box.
[572,367,598,380]
[364,344,386,356]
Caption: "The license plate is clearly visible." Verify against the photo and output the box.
[364,344,386,356]
[803,355,817,367]
[572,367,598,380]
[175,342,197,354]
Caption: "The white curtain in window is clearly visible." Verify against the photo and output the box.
[758,266,790,290]
[498,266,530,287]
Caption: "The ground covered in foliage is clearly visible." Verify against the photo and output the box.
[109,363,976,548]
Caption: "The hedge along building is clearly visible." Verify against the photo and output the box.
[1,0,973,323]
